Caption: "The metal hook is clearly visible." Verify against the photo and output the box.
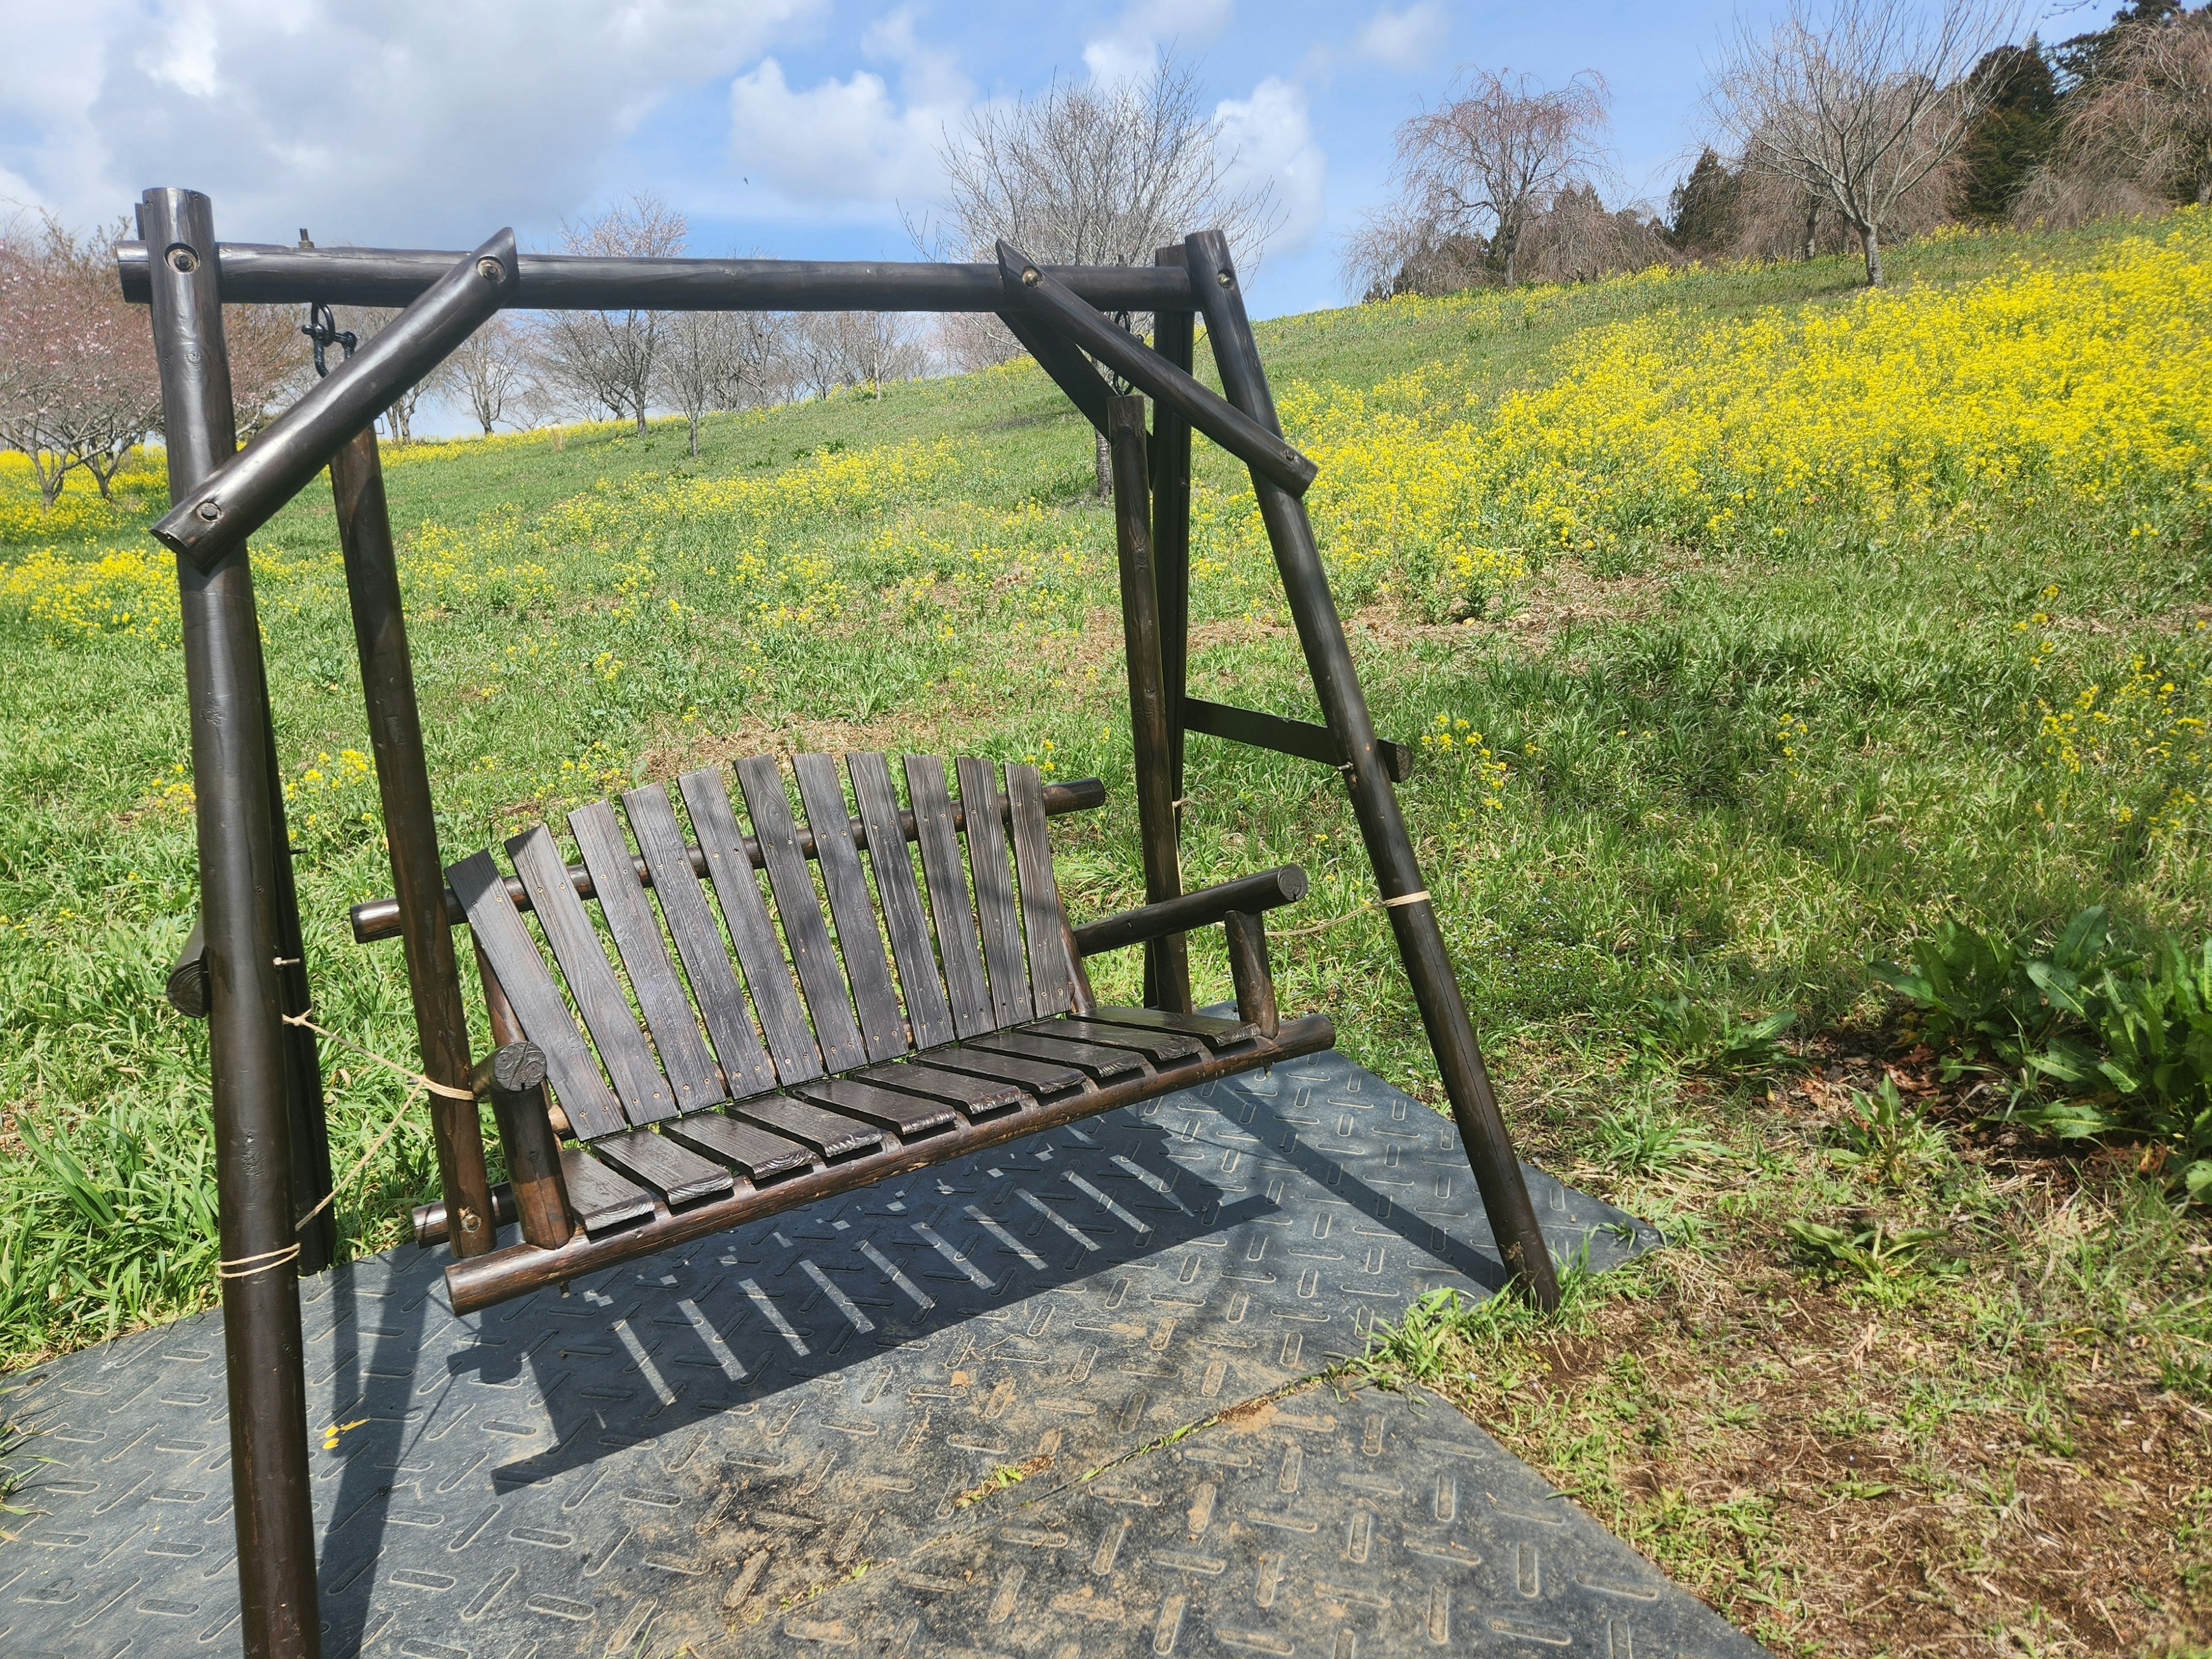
[300,300,357,380]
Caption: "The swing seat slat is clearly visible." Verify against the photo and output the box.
[389,750,1328,1313]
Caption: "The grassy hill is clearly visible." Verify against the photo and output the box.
[5,215,2212,1650]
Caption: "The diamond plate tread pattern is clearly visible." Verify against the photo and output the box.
[0,1052,1676,1659]
[747,1380,1772,1659]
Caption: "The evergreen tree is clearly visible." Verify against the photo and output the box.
[1668,147,1744,253]
[1957,41,2061,218]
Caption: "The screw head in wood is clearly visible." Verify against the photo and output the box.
[195,499,222,522]
[1021,266,1040,286]
[1217,270,1234,287]
[166,244,199,274]
[478,256,504,281]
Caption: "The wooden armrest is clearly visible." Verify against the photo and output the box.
[1072,865,1306,956]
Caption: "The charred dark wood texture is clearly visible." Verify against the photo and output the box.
[141,184,322,1659]
[153,231,516,574]
[995,308,1111,433]
[166,920,209,1018]
[331,427,493,1257]
[1151,245,1194,802]
[1224,911,1279,1039]
[1184,228,1559,1310]
[441,1014,1334,1313]
[997,242,1315,497]
[472,941,572,1248]
[1108,397,1191,1014]
[116,241,1196,313]
[349,777,1107,943]
[1073,865,1306,957]
[1182,696,1415,783]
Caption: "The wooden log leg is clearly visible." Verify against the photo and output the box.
[474,940,573,1243]
[142,184,323,1659]
[1107,394,1192,1013]
[1149,256,1194,805]
[332,429,494,1258]
[259,578,335,1274]
[482,1043,571,1250]
[1223,911,1279,1040]
[1184,229,1560,1310]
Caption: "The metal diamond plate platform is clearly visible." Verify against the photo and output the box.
[0,1051,1752,1658]
[768,1378,1769,1659]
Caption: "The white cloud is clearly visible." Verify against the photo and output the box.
[1354,3,1448,73]
[727,59,954,206]
[0,0,819,244]
[1082,0,1234,86]
[1214,77,1326,255]
[726,11,971,212]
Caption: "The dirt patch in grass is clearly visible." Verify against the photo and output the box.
[1357,1040,2212,1656]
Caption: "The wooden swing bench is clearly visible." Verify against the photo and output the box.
[357,749,1330,1314]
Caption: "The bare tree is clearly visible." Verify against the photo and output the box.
[1358,70,1612,291]
[224,303,310,440]
[2025,8,2212,217]
[789,312,925,402]
[0,215,164,506]
[933,309,1027,373]
[438,313,536,436]
[662,308,786,456]
[534,192,687,434]
[928,53,1281,493]
[1340,206,1490,300]
[1706,0,2021,285]
[1516,185,1675,285]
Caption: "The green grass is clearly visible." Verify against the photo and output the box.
[3,217,2211,1647]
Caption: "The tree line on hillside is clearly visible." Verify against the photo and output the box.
[1350,0,2212,297]
[6,1,2205,507]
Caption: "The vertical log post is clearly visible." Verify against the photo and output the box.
[1183,229,1560,1310]
[139,185,323,1659]
[1223,911,1279,1039]
[1107,395,1192,1013]
[1149,245,1195,807]
[474,941,573,1249]
[330,429,494,1256]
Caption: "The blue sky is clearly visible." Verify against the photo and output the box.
[0,1,2073,318]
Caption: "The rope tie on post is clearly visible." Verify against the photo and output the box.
[214,1010,477,1279]
[1270,888,1433,938]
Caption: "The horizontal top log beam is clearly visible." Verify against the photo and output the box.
[115,242,1198,313]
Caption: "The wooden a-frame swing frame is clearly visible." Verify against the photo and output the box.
[119,186,1558,1659]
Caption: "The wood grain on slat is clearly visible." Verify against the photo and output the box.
[916,1044,1088,1100]
[569,800,725,1114]
[968,1028,1147,1082]
[958,757,1032,1029]
[678,766,824,1084]
[794,1078,957,1139]
[793,752,908,1064]
[847,752,955,1051]
[1005,762,1074,1017]
[1078,1005,1259,1052]
[733,1095,882,1161]
[589,1127,735,1208]
[622,785,779,1099]
[904,755,993,1039]
[736,755,868,1074]
[559,1146,656,1234]
[448,851,628,1141]
[855,1059,1028,1121]
[1022,1016,1205,1065]
[661,1112,815,1183]
[507,824,676,1127]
